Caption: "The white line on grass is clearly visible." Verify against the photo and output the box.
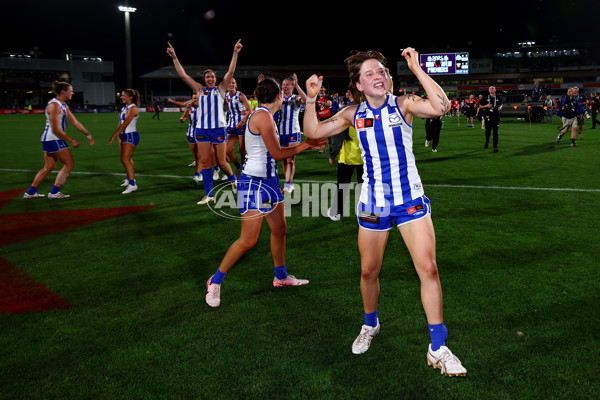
[2,168,599,193]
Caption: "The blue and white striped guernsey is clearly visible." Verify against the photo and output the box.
[41,98,67,141]
[197,86,226,129]
[119,103,138,133]
[226,91,246,131]
[242,107,278,179]
[355,94,424,207]
[278,94,302,135]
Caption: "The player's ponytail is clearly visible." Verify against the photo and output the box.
[52,81,72,96]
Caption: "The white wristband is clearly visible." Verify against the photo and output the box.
[307,95,317,102]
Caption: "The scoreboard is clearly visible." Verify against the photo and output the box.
[419,52,469,75]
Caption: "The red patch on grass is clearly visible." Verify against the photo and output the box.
[0,188,156,313]
[0,256,71,313]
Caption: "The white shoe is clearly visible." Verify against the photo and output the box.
[427,345,467,376]
[47,192,70,199]
[425,140,430,147]
[23,192,45,199]
[220,174,228,180]
[432,149,438,152]
[327,207,341,221]
[213,170,219,180]
[188,160,196,167]
[273,274,309,287]
[121,184,138,194]
[231,180,237,194]
[283,183,294,194]
[352,320,380,354]
[120,179,129,187]
[205,276,221,308]
[192,175,203,183]
[197,195,214,205]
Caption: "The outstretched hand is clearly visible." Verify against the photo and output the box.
[305,137,327,148]
[306,75,323,99]
[166,42,176,59]
[402,47,420,73]
[233,39,243,53]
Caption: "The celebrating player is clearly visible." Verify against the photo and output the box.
[166,40,241,205]
[24,81,94,199]
[303,48,467,376]
[108,89,141,194]
[225,77,251,176]
[278,73,307,194]
[204,77,325,308]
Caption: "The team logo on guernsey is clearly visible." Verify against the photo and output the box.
[389,113,402,125]
[356,118,374,129]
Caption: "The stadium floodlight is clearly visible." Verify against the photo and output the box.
[118,5,136,88]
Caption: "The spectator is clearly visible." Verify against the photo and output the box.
[543,94,554,124]
[479,86,503,153]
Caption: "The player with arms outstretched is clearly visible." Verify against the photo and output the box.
[303,48,467,376]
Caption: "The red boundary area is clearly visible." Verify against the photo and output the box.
[0,188,156,314]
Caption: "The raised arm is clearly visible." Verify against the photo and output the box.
[292,73,307,104]
[399,47,451,119]
[166,42,203,92]
[218,39,243,97]
[303,75,353,140]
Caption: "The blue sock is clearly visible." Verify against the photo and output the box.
[128,179,136,186]
[274,265,288,280]
[50,185,60,194]
[228,173,236,182]
[213,166,219,171]
[210,269,227,284]
[364,310,378,328]
[27,186,38,195]
[201,168,213,197]
[194,172,200,177]
[428,323,448,351]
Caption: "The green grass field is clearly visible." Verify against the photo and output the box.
[0,111,599,399]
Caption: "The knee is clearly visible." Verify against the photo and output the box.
[417,259,439,281]
[360,264,380,282]
[237,236,258,252]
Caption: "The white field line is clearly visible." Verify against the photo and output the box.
[2,168,599,193]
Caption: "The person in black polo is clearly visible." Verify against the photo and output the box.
[478,86,503,153]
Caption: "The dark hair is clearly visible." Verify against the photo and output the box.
[123,88,140,106]
[345,50,387,103]
[254,77,281,104]
[52,80,72,96]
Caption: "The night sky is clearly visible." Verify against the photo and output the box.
[1,0,597,86]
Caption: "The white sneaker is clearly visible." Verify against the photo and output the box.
[432,149,438,153]
[48,192,70,199]
[352,320,380,354]
[192,175,203,183]
[122,184,138,194]
[273,274,309,287]
[188,160,196,167]
[231,180,237,194]
[205,276,221,308]
[427,345,467,376]
[327,207,341,221]
[220,174,228,180]
[213,170,219,180]
[23,192,45,199]
[283,183,294,194]
[120,179,129,187]
[425,140,430,147]
[197,195,214,205]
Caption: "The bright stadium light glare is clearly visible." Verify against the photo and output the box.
[118,6,136,12]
